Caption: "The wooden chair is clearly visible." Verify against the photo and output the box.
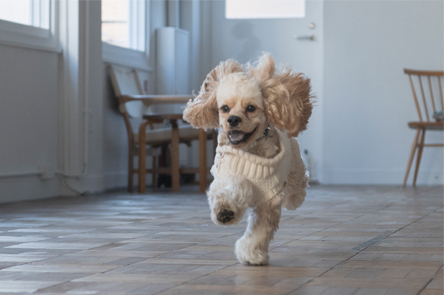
[108,65,213,192]
[403,69,444,186]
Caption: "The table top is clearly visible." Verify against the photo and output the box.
[143,113,184,120]
[121,95,193,105]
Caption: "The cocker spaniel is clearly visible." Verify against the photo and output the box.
[183,53,313,265]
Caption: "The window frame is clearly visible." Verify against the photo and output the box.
[0,0,60,53]
[102,0,152,72]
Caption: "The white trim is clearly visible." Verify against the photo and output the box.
[321,168,444,185]
[57,0,105,196]
[58,0,83,177]
[102,42,153,72]
[31,0,50,29]
[129,0,146,51]
[0,0,60,53]
[145,0,151,59]
[102,0,151,72]
[0,177,59,204]
[104,172,131,190]
[104,171,153,190]
[0,171,41,179]
[0,19,60,52]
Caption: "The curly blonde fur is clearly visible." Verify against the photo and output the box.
[183,59,243,129]
[183,53,313,265]
[247,54,313,137]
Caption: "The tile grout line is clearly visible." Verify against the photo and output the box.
[280,212,369,295]
[415,278,433,295]
[283,203,439,295]
[145,230,245,295]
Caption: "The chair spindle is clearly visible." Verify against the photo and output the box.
[438,76,443,110]
[418,75,429,121]
[409,74,423,122]
[427,75,436,113]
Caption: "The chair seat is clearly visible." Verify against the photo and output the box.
[408,121,444,130]
[134,125,213,145]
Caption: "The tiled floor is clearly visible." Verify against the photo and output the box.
[0,185,442,295]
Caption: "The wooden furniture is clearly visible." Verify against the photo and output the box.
[403,69,444,187]
[108,65,214,193]
[139,113,210,193]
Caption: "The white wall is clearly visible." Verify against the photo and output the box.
[0,1,105,203]
[0,46,60,202]
[323,1,444,184]
[205,0,443,185]
[207,0,325,183]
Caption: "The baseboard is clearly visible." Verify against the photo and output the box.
[0,176,59,204]
[104,171,128,190]
[103,171,153,191]
[321,168,443,185]
[59,174,105,196]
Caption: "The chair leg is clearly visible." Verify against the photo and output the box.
[128,146,134,193]
[403,128,421,187]
[171,120,180,192]
[199,129,207,193]
[152,155,157,189]
[413,128,426,187]
[138,122,150,194]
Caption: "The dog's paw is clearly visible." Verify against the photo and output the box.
[216,208,235,224]
[235,236,269,266]
[212,203,237,225]
[211,200,245,226]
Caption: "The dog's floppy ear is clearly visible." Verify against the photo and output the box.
[183,59,243,129]
[248,53,313,137]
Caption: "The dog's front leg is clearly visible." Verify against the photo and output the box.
[235,194,282,265]
[207,175,253,226]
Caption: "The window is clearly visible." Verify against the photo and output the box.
[102,0,146,52]
[102,0,150,71]
[0,0,58,52]
[0,0,50,29]
[226,0,305,19]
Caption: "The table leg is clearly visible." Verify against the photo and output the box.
[171,119,180,192]
[199,129,207,193]
[138,121,150,194]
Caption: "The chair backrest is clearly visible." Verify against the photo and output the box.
[108,65,148,119]
[404,69,444,122]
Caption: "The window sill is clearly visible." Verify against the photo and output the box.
[102,42,152,72]
[0,19,60,53]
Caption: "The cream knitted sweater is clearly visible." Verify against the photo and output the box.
[211,129,301,207]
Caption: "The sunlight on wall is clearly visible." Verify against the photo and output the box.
[226,0,305,19]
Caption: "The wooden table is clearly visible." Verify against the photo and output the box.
[139,113,208,193]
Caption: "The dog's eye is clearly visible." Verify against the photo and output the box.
[221,105,230,113]
[246,105,256,112]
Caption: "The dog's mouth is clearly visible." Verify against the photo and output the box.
[228,128,257,145]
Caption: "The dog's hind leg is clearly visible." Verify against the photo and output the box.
[282,138,308,210]
[235,194,282,265]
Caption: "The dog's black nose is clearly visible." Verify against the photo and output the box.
[227,116,242,127]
